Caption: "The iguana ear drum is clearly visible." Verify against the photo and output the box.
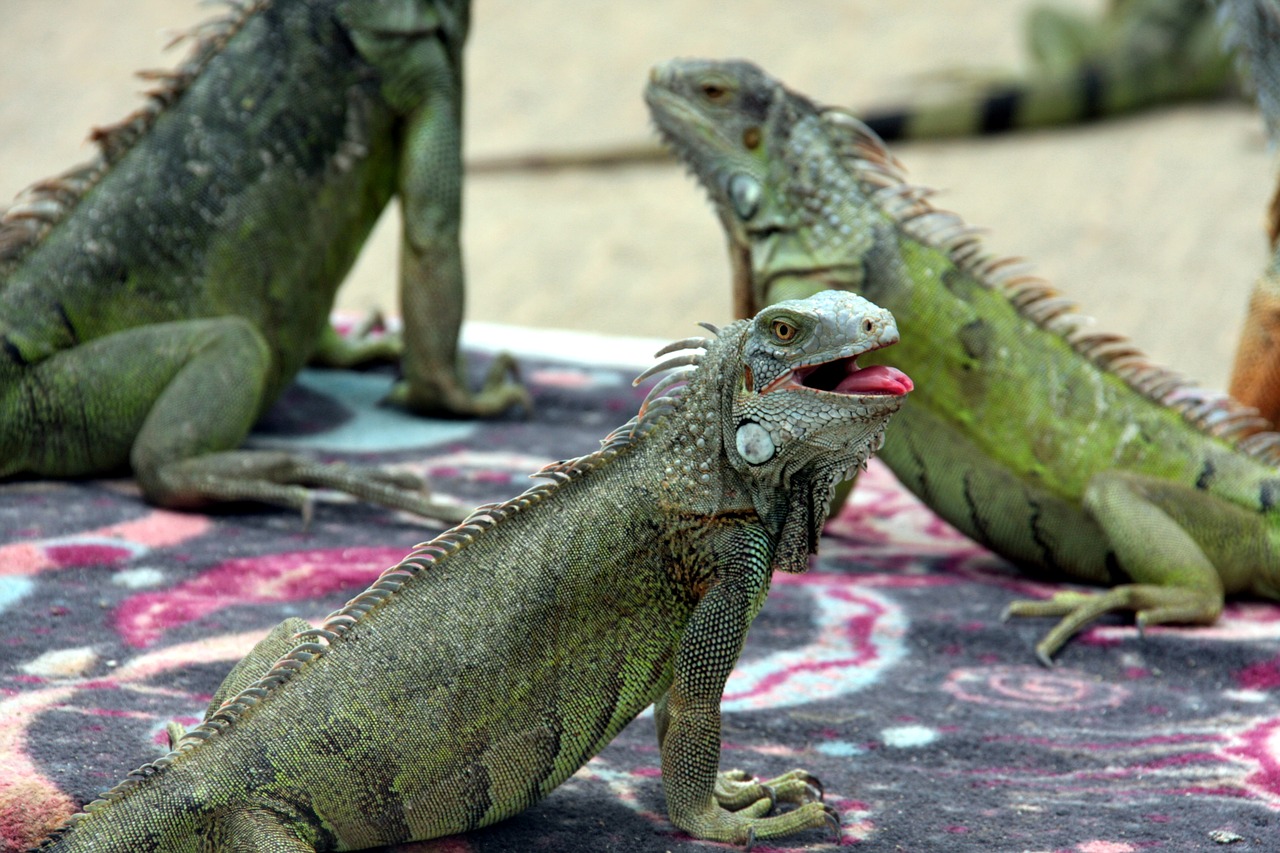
[736,421,775,464]
[727,173,760,220]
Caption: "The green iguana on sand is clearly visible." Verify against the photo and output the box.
[468,0,1236,174]
[647,57,1280,665]
[28,290,912,851]
[0,0,526,522]
[857,0,1236,142]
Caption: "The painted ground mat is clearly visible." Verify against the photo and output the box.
[3,348,1279,853]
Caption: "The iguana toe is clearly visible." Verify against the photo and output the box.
[1007,584,1223,664]
[383,357,531,418]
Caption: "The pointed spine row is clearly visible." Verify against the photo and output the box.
[0,0,268,274]
[633,334,713,421]
[819,106,1280,464]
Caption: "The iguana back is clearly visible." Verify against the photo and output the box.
[41,451,696,849]
[0,0,394,395]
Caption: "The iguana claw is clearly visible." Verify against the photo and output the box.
[715,768,824,811]
[823,803,842,840]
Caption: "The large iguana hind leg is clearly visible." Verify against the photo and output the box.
[0,318,462,522]
[199,808,317,853]
[1003,471,1272,664]
[168,617,315,747]
[144,450,466,525]
[130,320,465,521]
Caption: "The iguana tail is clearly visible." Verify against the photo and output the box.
[861,59,1235,142]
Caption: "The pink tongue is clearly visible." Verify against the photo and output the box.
[837,364,914,395]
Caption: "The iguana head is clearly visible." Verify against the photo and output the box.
[645,59,797,245]
[632,290,908,568]
[646,58,882,315]
[729,290,911,490]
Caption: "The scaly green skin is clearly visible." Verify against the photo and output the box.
[29,291,910,851]
[648,58,1280,664]
[0,0,525,522]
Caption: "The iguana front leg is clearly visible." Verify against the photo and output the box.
[1004,471,1272,663]
[657,531,838,845]
[390,100,530,417]
[337,0,528,418]
[655,697,823,814]
[0,318,464,522]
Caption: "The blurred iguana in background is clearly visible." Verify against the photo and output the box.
[0,0,526,522]
[471,0,1238,174]
[647,57,1280,664]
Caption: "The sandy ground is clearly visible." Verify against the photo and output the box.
[1,0,1271,389]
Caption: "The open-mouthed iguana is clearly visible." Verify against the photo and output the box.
[647,57,1280,665]
[28,290,912,851]
[0,0,526,522]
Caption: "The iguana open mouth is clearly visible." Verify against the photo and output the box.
[762,354,913,397]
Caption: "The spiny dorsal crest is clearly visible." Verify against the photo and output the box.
[811,102,1280,464]
[0,0,267,276]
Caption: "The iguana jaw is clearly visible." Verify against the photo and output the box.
[759,344,913,400]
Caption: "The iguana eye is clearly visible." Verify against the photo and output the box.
[771,319,798,342]
[701,82,728,100]
[862,318,875,334]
